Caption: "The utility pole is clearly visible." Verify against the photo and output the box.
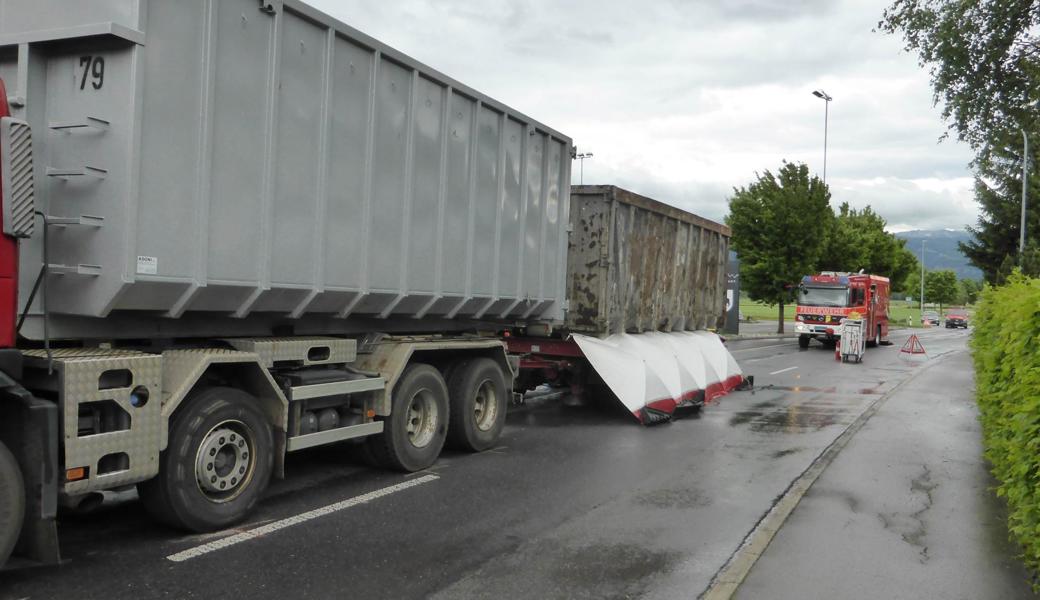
[812,90,833,183]
[1021,129,1029,261]
[576,152,594,186]
[920,239,926,322]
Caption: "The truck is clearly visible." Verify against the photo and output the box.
[794,272,890,349]
[508,185,742,424]
[0,0,741,569]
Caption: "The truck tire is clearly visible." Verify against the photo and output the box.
[0,440,23,567]
[365,364,448,472]
[138,387,273,533]
[446,358,508,452]
[798,335,810,348]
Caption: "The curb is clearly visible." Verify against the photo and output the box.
[699,349,959,599]
[724,333,799,341]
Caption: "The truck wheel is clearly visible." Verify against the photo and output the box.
[365,364,448,472]
[798,335,810,348]
[138,387,273,533]
[0,440,23,567]
[446,358,508,452]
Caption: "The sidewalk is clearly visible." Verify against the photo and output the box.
[726,320,798,339]
[735,350,1036,599]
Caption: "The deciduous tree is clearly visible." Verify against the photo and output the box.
[925,269,959,313]
[958,277,982,305]
[819,203,919,289]
[879,0,1040,162]
[726,162,830,333]
[880,1,1040,282]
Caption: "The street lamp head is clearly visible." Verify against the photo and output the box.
[812,89,832,101]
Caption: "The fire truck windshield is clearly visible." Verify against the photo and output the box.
[799,286,848,307]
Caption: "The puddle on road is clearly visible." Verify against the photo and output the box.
[729,402,842,433]
[633,486,712,509]
[760,383,886,395]
[550,541,683,594]
[771,447,806,459]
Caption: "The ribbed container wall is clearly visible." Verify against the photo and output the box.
[566,186,730,336]
[0,0,571,340]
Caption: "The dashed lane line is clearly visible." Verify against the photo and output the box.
[166,474,440,563]
[731,343,794,354]
[768,366,799,375]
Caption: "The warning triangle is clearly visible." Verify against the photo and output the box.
[899,334,927,355]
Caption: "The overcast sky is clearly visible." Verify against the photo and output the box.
[307,0,976,233]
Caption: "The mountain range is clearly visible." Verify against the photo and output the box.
[894,229,983,281]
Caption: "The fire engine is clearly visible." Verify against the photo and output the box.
[795,273,890,349]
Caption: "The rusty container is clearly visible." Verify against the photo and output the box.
[565,185,730,335]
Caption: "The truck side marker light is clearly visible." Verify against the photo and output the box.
[130,385,150,407]
[66,467,88,482]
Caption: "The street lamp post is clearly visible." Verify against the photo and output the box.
[576,152,594,185]
[812,90,832,183]
[1021,129,1029,260]
[920,239,926,322]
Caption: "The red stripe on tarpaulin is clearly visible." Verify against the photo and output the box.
[705,382,725,403]
[646,397,678,414]
[722,374,744,392]
[679,390,702,402]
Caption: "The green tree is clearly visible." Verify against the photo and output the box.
[925,269,958,313]
[880,1,1040,282]
[879,1,1040,162]
[903,268,923,301]
[726,162,830,334]
[958,277,982,305]
[960,147,1040,283]
[819,203,919,290]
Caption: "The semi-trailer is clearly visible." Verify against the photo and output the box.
[508,185,741,424]
[0,0,741,569]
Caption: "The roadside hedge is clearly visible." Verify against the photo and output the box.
[971,273,1040,580]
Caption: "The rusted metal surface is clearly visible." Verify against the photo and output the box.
[566,186,730,336]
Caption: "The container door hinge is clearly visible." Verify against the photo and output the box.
[49,116,110,131]
[45,215,104,228]
[48,264,102,277]
[46,166,108,180]
[259,1,277,15]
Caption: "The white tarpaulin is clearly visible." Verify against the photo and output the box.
[571,331,744,424]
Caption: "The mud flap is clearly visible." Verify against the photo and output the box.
[571,331,743,425]
[0,365,60,567]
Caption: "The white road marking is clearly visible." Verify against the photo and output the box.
[166,474,440,563]
[731,343,792,354]
[769,366,799,375]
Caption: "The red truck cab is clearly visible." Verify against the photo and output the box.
[794,272,890,349]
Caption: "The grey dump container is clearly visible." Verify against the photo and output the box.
[0,0,571,340]
[566,185,730,335]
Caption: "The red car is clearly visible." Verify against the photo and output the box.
[945,310,969,329]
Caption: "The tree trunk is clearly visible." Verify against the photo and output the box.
[777,300,785,334]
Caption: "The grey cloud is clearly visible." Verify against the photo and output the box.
[306,0,977,231]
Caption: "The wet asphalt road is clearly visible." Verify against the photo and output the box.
[737,346,1036,600]
[0,326,1001,599]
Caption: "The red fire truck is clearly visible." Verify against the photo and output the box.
[794,273,890,349]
